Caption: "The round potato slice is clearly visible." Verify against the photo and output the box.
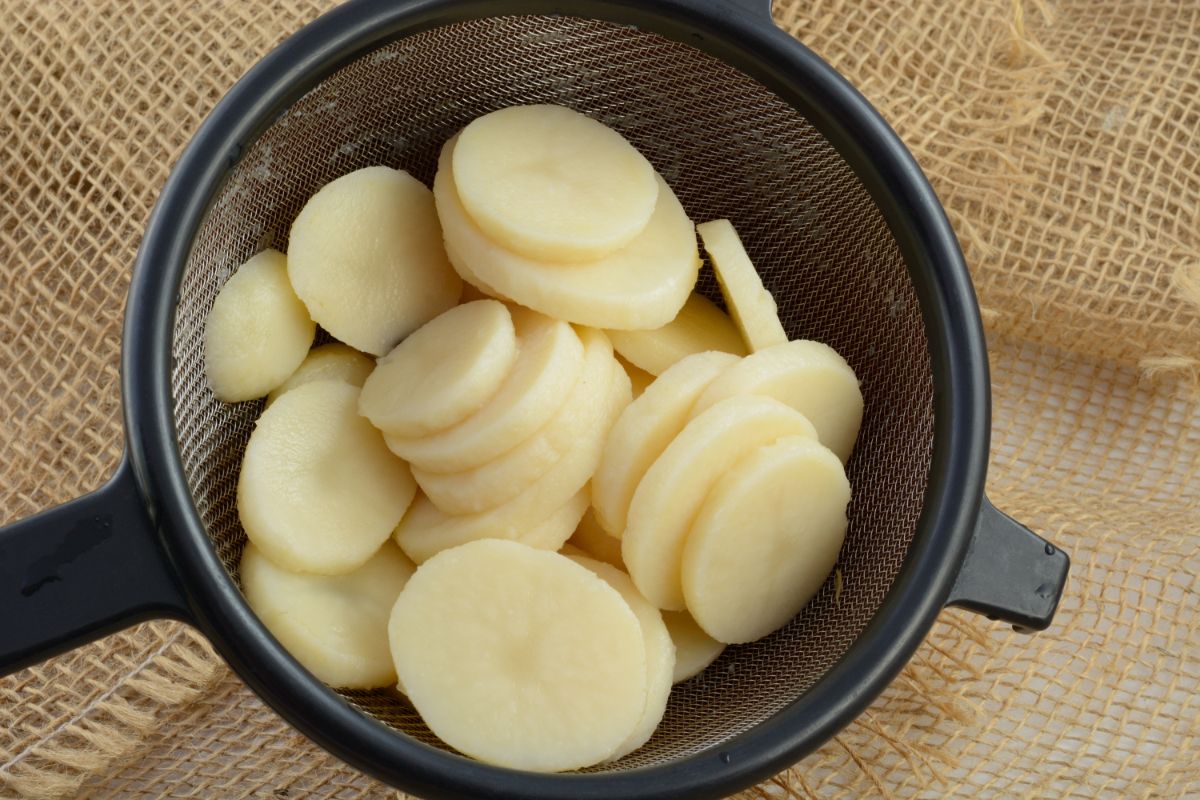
[238,381,417,574]
[383,309,584,473]
[204,249,315,403]
[240,541,415,688]
[592,351,740,537]
[412,328,615,514]
[566,509,624,571]
[567,555,674,760]
[359,300,518,438]
[661,611,725,684]
[682,436,850,643]
[622,395,817,610]
[287,166,462,356]
[389,539,648,772]
[452,105,659,263]
[607,292,746,376]
[435,138,700,331]
[265,343,374,405]
[395,488,590,565]
[696,219,787,352]
[692,339,863,463]
[395,367,629,563]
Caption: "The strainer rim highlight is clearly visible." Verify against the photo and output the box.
[123,1,989,797]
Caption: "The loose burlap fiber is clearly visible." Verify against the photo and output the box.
[1,0,1196,797]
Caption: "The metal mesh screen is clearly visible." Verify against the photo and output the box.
[170,15,933,771]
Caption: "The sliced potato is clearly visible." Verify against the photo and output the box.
[661,611,725,684]
[696,219,787,352]
[204,249,315,403]
[288,166,462,356]
[567,555,674,760]
[394,366,628,563]
[591,351,740,537]
[435,138,700,331]
[395,488,592,566]
[412,328,615,514]
[238,381,417,574]
[359,300,518,438]
[616,355,655,398]
[265,343,374,405]
[567,509,624,570]
[607,292,746,376]
[622,396,817,610]
[682,436,849,643]
[240,540,414,688]
[388,539,647,772]
[692,339,863,462]
[383,309,584,473]
[452,105,659,262]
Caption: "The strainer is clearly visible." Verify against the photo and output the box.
[0,0,1070,797]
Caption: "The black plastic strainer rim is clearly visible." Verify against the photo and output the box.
[124,1,988,798]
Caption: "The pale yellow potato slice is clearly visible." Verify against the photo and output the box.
[288,166,462,356]
[359,300,518,438]
[622,396,817,610]
[388,539,647,772]
[412,328,615,514]
[240,541,414,689]
[682,436,850,643]
[383,309,584,473]
[661,611,725,683]
[696,219,787,352]
[204,249,315,403]
[394,366,628,563]
[395,489,591,565]
[607,292,746,376]
[591,351,740,538]
[567,555,674,760]
[265,343,373,405]
[238,381,416,574]
[692,339,863,463]
[616,355,655,398]
[435,138,700,331]
[566,509,624,570]
[452,105,659,263]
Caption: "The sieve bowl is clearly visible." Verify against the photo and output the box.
[0,0,1070,797]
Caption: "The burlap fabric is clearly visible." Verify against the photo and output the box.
[1,0,1196,797]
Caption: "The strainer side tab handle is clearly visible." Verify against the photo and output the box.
[946,496,1069,633]
[0,454,191,676]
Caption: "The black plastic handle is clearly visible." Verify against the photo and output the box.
[946,496,1069,633]
[0,455,190,676]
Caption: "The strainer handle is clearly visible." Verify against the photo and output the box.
[0,455,190,676]
[946,497,1069,633]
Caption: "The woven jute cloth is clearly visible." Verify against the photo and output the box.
[1,0,1197,797]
